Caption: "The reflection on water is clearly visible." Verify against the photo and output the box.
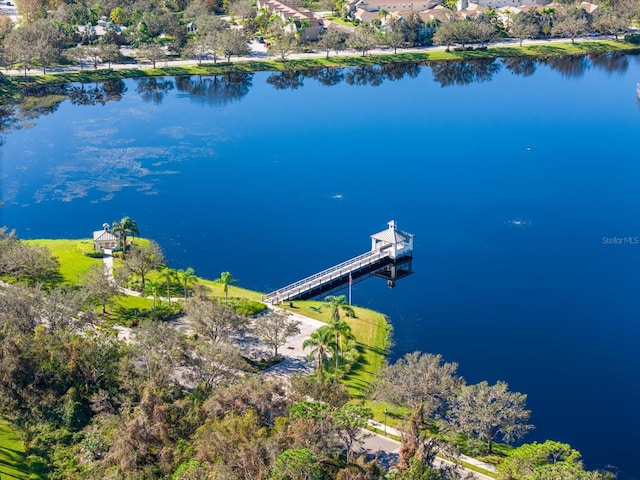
[135,77,175,104]
[306,67,345,86]
[502,57,537,77]
[266,69,305,90]
[1,54,637,135]
[543,55,588,78]
[429,58,502,87]
[174,73,253,106]
[588,52,629,75]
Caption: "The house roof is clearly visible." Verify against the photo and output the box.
[355,8,380,21]
[419,5,457,22]
[579,1,599,13]
[516,4,541,12]
[259,0,320,24]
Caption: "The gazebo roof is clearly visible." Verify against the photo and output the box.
[93,230,118,242]
[371,222,414,244]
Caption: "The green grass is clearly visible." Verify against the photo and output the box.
[25,238,103,285]
[113,294,155,310]
[281,300,391,398]
[197,278,264,302]
[0,420,32,480]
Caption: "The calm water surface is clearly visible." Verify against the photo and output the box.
[2,55,639,478]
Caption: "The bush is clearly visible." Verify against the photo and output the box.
[228,297,267,316]
[625,33,640,44]
[114,303,184,326]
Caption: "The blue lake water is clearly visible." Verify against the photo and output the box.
[1,55,639,477]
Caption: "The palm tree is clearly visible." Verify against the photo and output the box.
[324,295,355,322]
[176,267,197,302]
[330,319,354,368]
[144,279,163,310]
[324,295,356,368]
[218,271,237,303]
[111,216,139,259]
[302,326,337,377]
[160,267,176,305]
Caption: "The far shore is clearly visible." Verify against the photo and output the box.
[2,37,639,95]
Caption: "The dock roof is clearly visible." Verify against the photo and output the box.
[371,227,413,244]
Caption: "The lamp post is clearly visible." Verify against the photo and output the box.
[383,408,387,435]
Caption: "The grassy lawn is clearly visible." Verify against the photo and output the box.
[281,299,391,398]
[25,238,103,285]
[0,420,31,480]
[197,277,264,302]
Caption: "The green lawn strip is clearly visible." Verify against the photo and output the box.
[361,400,409,431]
[0,419,32,480]
[281,300,391,398]
[197,278,264,302]
[5,40,639,89]
[454,458,497,478]
[113,293,155,310]
[24,238,103,285]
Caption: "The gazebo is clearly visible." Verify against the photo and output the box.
[93,223,119,251]
[370,220,414,259]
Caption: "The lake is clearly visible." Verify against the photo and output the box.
[1,54,639,478]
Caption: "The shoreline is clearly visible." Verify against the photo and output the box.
[2,38,639,94]
[20,237,392,396]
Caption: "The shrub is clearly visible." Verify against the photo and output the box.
[228,297,267,316]
[625,33,640,44]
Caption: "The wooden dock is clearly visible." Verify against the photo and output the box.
[263,220,414,304]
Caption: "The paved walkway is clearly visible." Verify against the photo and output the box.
[367,420,496,477]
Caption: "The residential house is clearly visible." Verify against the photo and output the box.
[256,0,322,40]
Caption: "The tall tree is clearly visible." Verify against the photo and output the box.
[159,266,176,304]
[302,326,337,377]
[347,24,378,56]
[324,294,355,368]
[317,29,346,59]
[552,11,589,43]
[186,296,249,344]
[433,21,457,51]
[123,241,164,291]
[81,264,119,314]
[140,42,166,68]
[218,271,237,302]
[372,351,461,421]
[448,380,533,454]
[143,278,163,310]
[591,7,628,40]
[176,267,197,302]
[510,13,540,46]
[271,448,323,480]
[111,216,139,259]
[253,309,301,357]
[333,404,373,461]
[324,294,354,322]
[385,18,406,54]
[219,28,249,63]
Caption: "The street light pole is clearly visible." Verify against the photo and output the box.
[383,408,387,435]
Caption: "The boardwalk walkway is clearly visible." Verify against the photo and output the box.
[263,248,392,303]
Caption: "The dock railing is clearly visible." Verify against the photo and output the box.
[263,249,391,303]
